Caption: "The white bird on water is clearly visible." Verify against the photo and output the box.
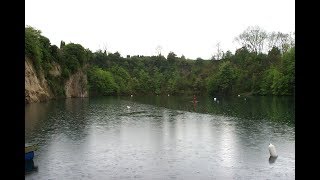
[127,106,131,109]
[214,97,217,101]
[238,94,240,97]
[268,143,278,157]
[131,94,133,97]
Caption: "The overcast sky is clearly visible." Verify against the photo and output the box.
[25,0,295,59]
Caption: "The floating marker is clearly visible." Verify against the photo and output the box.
[131,94,133,97]
[238,94,240,97]
[268,143,278,157]
[214,97,217,101]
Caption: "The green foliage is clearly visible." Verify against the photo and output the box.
[87,44,294,97]
[25,26,43,73]
[153,69,165,95]
[26,26,294,98]
[280,47,295,95]
[137,69,152,94]
[109,66,132,95]
[25,26,92,98]
[61,43,86,73]
[87,67,118,95]
[47,75,65,97]
[207,61,237,95]
[167,52,177,62]
[267,47,281,66]
[60,41,65,49]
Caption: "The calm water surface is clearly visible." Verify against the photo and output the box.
[25,96,295,179]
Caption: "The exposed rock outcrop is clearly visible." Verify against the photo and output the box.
[64,69,88,98]
[25,57,53,103]
[25,57,89,104]
[49,61,61,77]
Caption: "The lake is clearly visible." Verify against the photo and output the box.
[25,95,295,179]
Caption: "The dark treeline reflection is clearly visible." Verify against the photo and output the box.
[25,98,91,144]
[123,95,294,126]
[25,96,294,179]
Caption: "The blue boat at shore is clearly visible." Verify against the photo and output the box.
[25,144,37,160]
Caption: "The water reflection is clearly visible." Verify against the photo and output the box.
[25,160,37,173]
[128,95,294,126]
[25,102,53,135]
[25,96,295,179]
[62,98,90,141]
[269,156,278,164]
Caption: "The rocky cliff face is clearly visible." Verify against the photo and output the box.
[25,57,88,104]
[48,61,61,77]
[25,57,53,103]
[64,68,88,98]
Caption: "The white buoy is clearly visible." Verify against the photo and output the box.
[268,143,278,157]
[238,94,240,97]
[214,97,217,101]
[131,94,133,97]
[127,106,131,109]
[168,94,170,96]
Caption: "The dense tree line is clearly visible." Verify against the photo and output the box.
[25,26,294,97]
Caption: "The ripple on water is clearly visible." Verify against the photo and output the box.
[25,97,295,180]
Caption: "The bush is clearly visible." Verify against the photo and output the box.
[87,67,118,95]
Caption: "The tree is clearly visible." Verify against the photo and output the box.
[167,51,177,62]
[167,71,180,94]
[102,42,108,54]
[87,67,118,95]
[222,50,233,60]
[267,47,281,65]
[60,41,65,49]
[235,26,268,53]
[213,42,223,60]
[109,66,132,95]
[62,43,86,72]
[156,45,162,56]
[138,70,151,94]
[153,69,164,94]
[25,26,42,72]
[50,45,59,61]
[233,46,251,67]
[26,26,295,97]
[267,32,295,53]
[281,47,295,95]
[207,61,237,95]
[181,55,186,60]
